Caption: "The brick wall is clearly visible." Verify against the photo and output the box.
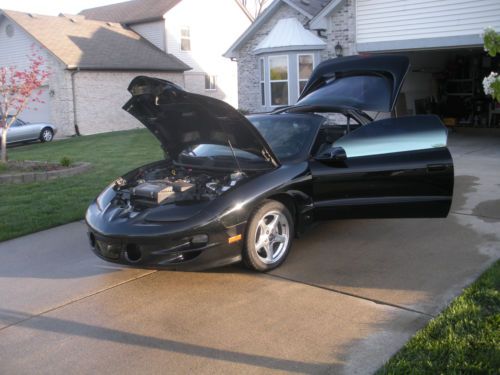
[322,0,357,61]
[73,71,184,135]
[48,60,76,137]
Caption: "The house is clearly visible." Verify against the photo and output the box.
[80,0,252,107]
[0,0,252,137]
[0,9,189,137]
[226,0,500,128]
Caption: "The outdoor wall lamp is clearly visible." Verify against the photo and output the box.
[335,42,343,57]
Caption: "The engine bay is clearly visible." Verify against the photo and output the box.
[112,163,248,210]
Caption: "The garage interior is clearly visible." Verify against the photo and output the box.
[393,48,500,128]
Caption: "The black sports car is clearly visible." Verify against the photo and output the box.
[86,55,454,272]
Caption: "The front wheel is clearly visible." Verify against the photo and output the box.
[40,128,53,142]
[243,200,294,272]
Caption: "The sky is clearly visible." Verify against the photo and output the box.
[0,0,121,15]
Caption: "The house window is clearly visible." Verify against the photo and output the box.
[180,26,191,51]
[298,54,313,94]
[269,55,288,106]
[205,74,216,90]
[259,58,265,106]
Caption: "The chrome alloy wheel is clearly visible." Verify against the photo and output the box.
[254,210,290,264]
[42,129,53,142]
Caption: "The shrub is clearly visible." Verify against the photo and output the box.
[60,156,72,167]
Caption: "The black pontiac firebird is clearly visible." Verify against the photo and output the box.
[86,55,454,272]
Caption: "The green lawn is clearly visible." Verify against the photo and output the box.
[378,260,500,374]
[0,129,162,242]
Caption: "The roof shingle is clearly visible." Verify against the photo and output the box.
[1,10,190,72]
[79,0,181,24]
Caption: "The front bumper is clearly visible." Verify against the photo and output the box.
[86,221,245,271]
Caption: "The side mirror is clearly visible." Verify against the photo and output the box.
[315,146,347,163]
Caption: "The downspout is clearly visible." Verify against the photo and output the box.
[69,66,81,136]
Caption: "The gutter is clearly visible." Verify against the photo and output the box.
[68,65,81,136]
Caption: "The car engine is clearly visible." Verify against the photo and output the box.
[113,165,246,209]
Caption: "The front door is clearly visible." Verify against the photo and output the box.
[310,115,454,219]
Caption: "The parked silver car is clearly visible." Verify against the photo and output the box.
[1,116,57,144]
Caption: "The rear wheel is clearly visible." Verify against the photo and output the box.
[243,200,294,272]
[40,128,53,142]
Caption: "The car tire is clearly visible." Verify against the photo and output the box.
[243,200,294,272]
[40,128,53,142]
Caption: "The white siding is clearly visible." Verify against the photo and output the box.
[130,21,166,51]
[0,16,39,70]
[0,17,53,124]
[356,0,500,44]
[163,0,251,107]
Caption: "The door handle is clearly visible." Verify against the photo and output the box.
[427,164,446,172]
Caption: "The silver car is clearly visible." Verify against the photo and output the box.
[1,116,57,144]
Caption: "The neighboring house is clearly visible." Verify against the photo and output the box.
[80,0,252,108]
[226,0,500,125]
[0,9,188,136]
[0,0,252,137]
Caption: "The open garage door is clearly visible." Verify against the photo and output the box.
[383,48,499,129]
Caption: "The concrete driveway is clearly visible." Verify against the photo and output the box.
[1,132,499,374]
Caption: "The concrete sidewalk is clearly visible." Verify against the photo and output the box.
[0,132,499,374]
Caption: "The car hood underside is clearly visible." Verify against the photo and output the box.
[123,76,279,167]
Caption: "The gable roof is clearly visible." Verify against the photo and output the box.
[284,0,330,19]
[224,0,330,58]
[0,9,190,72]
[80,0,181,25]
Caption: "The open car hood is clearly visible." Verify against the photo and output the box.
[123,76,280,167]
[296,55,410,113]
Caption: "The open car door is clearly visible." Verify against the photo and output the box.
[311,115,454,219]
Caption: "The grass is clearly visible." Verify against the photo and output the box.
[378,260,500,374]
[0,129,162,242]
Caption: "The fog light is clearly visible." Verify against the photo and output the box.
[191,234,208,245]
[88,232,96,248]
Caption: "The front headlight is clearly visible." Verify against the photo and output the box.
[96,182,117,211]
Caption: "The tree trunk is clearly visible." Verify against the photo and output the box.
[1,127,8,164]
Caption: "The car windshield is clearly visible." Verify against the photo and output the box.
[177,144,271,170]
[248,114,324,161]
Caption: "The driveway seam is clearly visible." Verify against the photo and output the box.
[450,211,500,221]
[268,273,436,318]
[0,270,158,333]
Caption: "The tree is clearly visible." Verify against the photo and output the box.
[0,48,50,164]
[239,0,269,21]
[482,27,500,102]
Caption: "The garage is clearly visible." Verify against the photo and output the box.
[355,0,500,129]
[393,48,500,129]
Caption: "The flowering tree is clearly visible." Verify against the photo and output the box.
[0,49,50,164]
[482,27,500,102]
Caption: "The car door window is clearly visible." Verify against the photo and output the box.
[333,115,448,158]
[312,114,360,155]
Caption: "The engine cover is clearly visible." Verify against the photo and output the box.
[131,180,194,205]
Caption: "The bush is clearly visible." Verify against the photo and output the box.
[60,156,72,167]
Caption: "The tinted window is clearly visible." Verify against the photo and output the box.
[249,114,323,161]
[297,74,392,112]
[334,115,448,158]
